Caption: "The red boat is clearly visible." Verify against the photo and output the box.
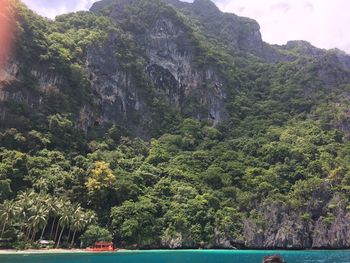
[86,242,117,252]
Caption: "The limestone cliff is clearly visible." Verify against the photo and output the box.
[90,0,229,129]
[3,0,350,250]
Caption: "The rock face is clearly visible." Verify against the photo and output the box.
[312,209,350,248]
[165,0,264,54]
[4,0,350,136]
[0,59,58,128]
[2,0,233,136]
[90,0,229,129]
[85,33,151,136]
[241,184,350,249]
[0,55,89,131]
[88,0,350,137]
[164,0,287,63]
[96,0,350,134]
[144,14,228,124]
[243,203,313,249]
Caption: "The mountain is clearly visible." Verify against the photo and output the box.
[1,0,350,250]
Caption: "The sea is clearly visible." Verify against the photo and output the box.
[1,250,350,263]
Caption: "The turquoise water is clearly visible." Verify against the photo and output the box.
[1,250,350,263]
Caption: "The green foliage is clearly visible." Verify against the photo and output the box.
[80,225,112,247]
[2,0,350,250]
[111,197,160,246]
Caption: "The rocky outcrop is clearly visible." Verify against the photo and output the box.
[160,230,239,249]
[91,0,229,126]
[1,0,232,136]
[312,209,350,248]
[241,185,350,249]
[243,204,312,249]
[0,58,91,130]
[0,60,36,127]
[283,40,325,57]
[144,14,227,124]
[86,33,151,136]
[165,0,263,53]
[163,0,300,63]
[3,0,349,136]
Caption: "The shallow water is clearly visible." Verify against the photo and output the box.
[1,250,350,263]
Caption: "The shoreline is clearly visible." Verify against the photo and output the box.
[1,248,350,255]
[0,249,129,254]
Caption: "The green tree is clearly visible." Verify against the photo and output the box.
[80,225,112,247]
[56,205,73,248]
[0,200,16,238]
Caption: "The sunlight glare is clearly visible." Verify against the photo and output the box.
[0,0,15,74]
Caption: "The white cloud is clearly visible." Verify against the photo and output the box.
[22,0,350,54]
[22,0,95,19]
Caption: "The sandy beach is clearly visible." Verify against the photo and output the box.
[0,249,127,254]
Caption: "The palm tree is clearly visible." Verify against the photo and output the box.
[0,200,16,238]
[85,210,97,226]
[28,207,49,242]
[33,178,49,193]
[49,197,61,240]
[70,206,85,247]
[54,198,66,242]
[39,194,53,240]
[16,191,50,242]
[56,206,72,248]
[16,191,35,241]
[76,210,97,248]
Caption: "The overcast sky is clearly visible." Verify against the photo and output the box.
[22,0,350,54]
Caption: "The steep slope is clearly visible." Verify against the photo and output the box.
[2,0,350,250]
[90,0,232,127]
[164,0,272,59]
[89,0,350,137]
[3,0,350,138]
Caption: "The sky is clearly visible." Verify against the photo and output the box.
[22,0,350,54]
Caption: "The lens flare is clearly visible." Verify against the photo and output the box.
[0,0,15,72]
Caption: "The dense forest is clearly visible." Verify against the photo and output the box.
[2,0,350,249]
